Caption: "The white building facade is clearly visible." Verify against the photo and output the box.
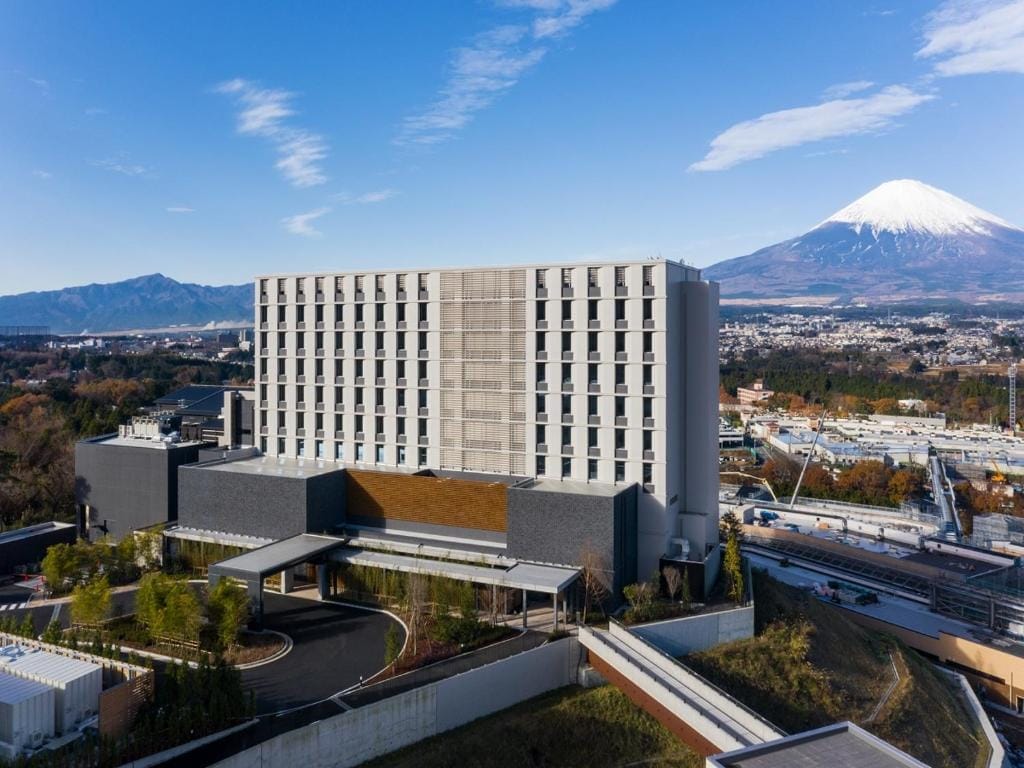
[254,259,719,577]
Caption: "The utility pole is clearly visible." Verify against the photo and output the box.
[1010,362,1017,433]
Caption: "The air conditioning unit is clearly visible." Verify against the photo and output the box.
[30,730,43,747]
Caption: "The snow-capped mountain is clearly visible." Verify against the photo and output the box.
[704,179,1024,304]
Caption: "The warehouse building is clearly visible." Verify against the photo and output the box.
[0,646,102,735]
[0,672,54,758]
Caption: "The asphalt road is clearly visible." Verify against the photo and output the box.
[242,593,401,714]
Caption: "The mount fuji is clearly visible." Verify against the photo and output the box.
[704,180,1024,304]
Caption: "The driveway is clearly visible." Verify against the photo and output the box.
[241,593,402,714]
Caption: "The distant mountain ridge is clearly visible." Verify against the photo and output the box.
[0,274,253,333]
[704,180,1024,305]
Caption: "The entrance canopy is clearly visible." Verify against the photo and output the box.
[208,533,344,582]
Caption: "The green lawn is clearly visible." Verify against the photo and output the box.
[362,685,702,768]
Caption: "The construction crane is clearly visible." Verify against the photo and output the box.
[790,409,828,508]
[720,471,779,502]
[1010,362,1018,433]
[990,457,1007,485]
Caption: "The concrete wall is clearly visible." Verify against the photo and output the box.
[630,605,755,657]
[507,484,636,593]
[209,637,580,768]
[177,464,345,540]
[75,439,200,541]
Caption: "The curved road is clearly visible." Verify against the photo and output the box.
[4,586,401,716]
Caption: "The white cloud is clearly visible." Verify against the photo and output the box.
[334,189,399,205]
[821,80,875,99]
[166,206,195,214]
[90,156,152,177]
[282,207,331,237]
[397,1,615,145]
[533,0,617,39]
[216,78,328,188]
[689,85,934,172]
[31,169,52,180]
[918,0,1024,76]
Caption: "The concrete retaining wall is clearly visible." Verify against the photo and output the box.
[211,637,580,768]
[630,605,754,657]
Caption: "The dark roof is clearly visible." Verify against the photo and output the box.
[156,385,251,417]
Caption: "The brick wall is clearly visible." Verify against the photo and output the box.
[346,470,508,532]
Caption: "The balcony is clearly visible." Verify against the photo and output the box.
[643,319,655,330]
[588,415,600,426]
[260,322,269,331]
[536,382,548,392]
[277,292,287,302]
[536,287,548,298]
[315,291,325,302]
[537,443,549,453]
[375,432,386,442]
[315,376,325,384]
[277,375,287,383]
[397,290,407,301]
[355,376,366,386]
[643,284,655,296]
[615,416,628,427]
[354,404,365,414]
[260,425,269,435]
[615,448,628,459]
[354,291,365,301]
[355,431,365,441]
[277,348,288,357]
[315,402,325,411]
[561,320,574,330]
[375,321,386,330]
[296,322,306,330]
[643,353,655,363]
[418,378,429,387]
[615,352,628,362]
[536,351,547,361]
[615,320,628,330]
[643,417,655,429]
[376,291,387,301]
[277,400,287,409]
[355,349,365,358]
[418,349,429,359]
[260,293,269,303]
[643,385,655,395]
[643,450,655,461]
[396,434,406,444]
[297,401,306,409]
[355,321,365,330]
[537,320,548,330]
[335,430,345,440]
[588,352,600,362]
[561,287,574,298]
[588,320,600,330]
[335,375,344,385]
[375,349,386,358]
[260,374,269,383]
[396,406,407,415]
[588,286,601,297]
[417,435,429,446]
[397,349,407,358]
[373,377,385,386]
[536,412,548,423]
[588,447,600,457]
[615,285,628,296]
[562,351,573,362]
[643,483,655,494]
[418,320,429,330]
[335,320,345,330]
[260,399,269,408]
[375,405,386,414]
[562,413,574,424]
[396,377,407,387]
[562,382,574,393]
[260,348,270,356]
[315,348,325,357]
[397,320,407,330]
[297,293,306,303]
[297,348,307,357]
[588,383,600,394]
[561,444,573,454]
[418,407,429,417]
[419,290,429,300]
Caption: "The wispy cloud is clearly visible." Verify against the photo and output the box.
[31,169,52,180]
[166,206,195,214]
[533,0,617,38]
[282,207,331,237]
[918,0,1024,76]
[28,77,49,93]
[334,189,399,205]
[821,80,875,99]
[216,78,328,188]
[804,147,851,158]
[689,85,934,172]
[90,156,152,177]
[396,1,616,145]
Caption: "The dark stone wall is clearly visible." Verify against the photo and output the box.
[75,439,200,541]
[177,463,345,540]
[0,525,77,574]
[506,484,637,594]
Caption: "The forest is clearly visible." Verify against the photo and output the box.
[0,348,252,531]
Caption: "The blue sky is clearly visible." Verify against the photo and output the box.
[2,0,1023,294]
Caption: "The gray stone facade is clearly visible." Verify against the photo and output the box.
[75,437,201,541]
[177,462,346,540]
[506,483,637,594]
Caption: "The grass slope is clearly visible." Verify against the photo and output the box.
[363,685,701,768]
[686,573,987,768]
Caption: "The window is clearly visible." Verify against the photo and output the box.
[355,331,364,352]
[615,365,626,388]
[397,389,406,407]
[587,266,599,287]
[537,301,547,322]
[375,415,384,434]
[278,305,286,323]
[418,331,427,353]
[297,277,306,296]
[615,266,626,287]
[334,276,344,296]
[278,437,286,454]
[536,424,546,444]
[277,278,286,295]
[355,389,364,406]
[615,461,626,482]
[561,268,573,288]
[376,359,385,379]
[315,276,324,294]
[376,444,385,463]
[615,429,626,450]
[296,412,305,429]
[588,395,598,416]
[615,299,626,322]
[355,414,364,433]
[588,427,598,448]
[561,425,572,449]
[418,360,427,380]
[643,430,653,451]
[397,331,406,351]
[315,412,323,430]
[260,437,267,453]
[588,459,598,480]
[643,463,653,487]
[356,443,365,461]
[375,274,385,293]
[397,303,406,322]
[588,299,598,322]
[536,269,547,289]
[562,363,572,389]
[355,304,364,323]
[376,303,385,322]
[336,443,345,460]
[418,419,427,438]
[615,396,626,418]
[355,275,364,293]
[643,366,653,387]
[418,273,428,291]
[397,360,406,379]
[418,303,427,322]
[562,331,572,353]
[355,359,364,378]
[316,440,324,459]
[561,393,572,416]
[397,274,407,292]
[643,298,653,321]
[536,393,546,414]
[588,331,598,353]
[643,265,654,286]
[536,332,546,353]
[536,455,546,475]
[297,439,306,457]
[561,301,572,321]
[643,398,653,419]
[418,447,428,465]
[334,331,343,351]
[537,362,546,384]
[398,446,406,465]
[418,389,428,408]
[562,456,572,478]
[397,416,406,436]
[643,332,653,355]
[615,331,626,354]
[588,363,598,385]
[296,305,305,322]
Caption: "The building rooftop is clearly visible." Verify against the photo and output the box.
[708,722,929,768]
[195,454,346,478]
[0,670,53,704]
[0,521,75,545]
[519,477,627,497]
[0,646,101,683]
[81,434,204,450]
